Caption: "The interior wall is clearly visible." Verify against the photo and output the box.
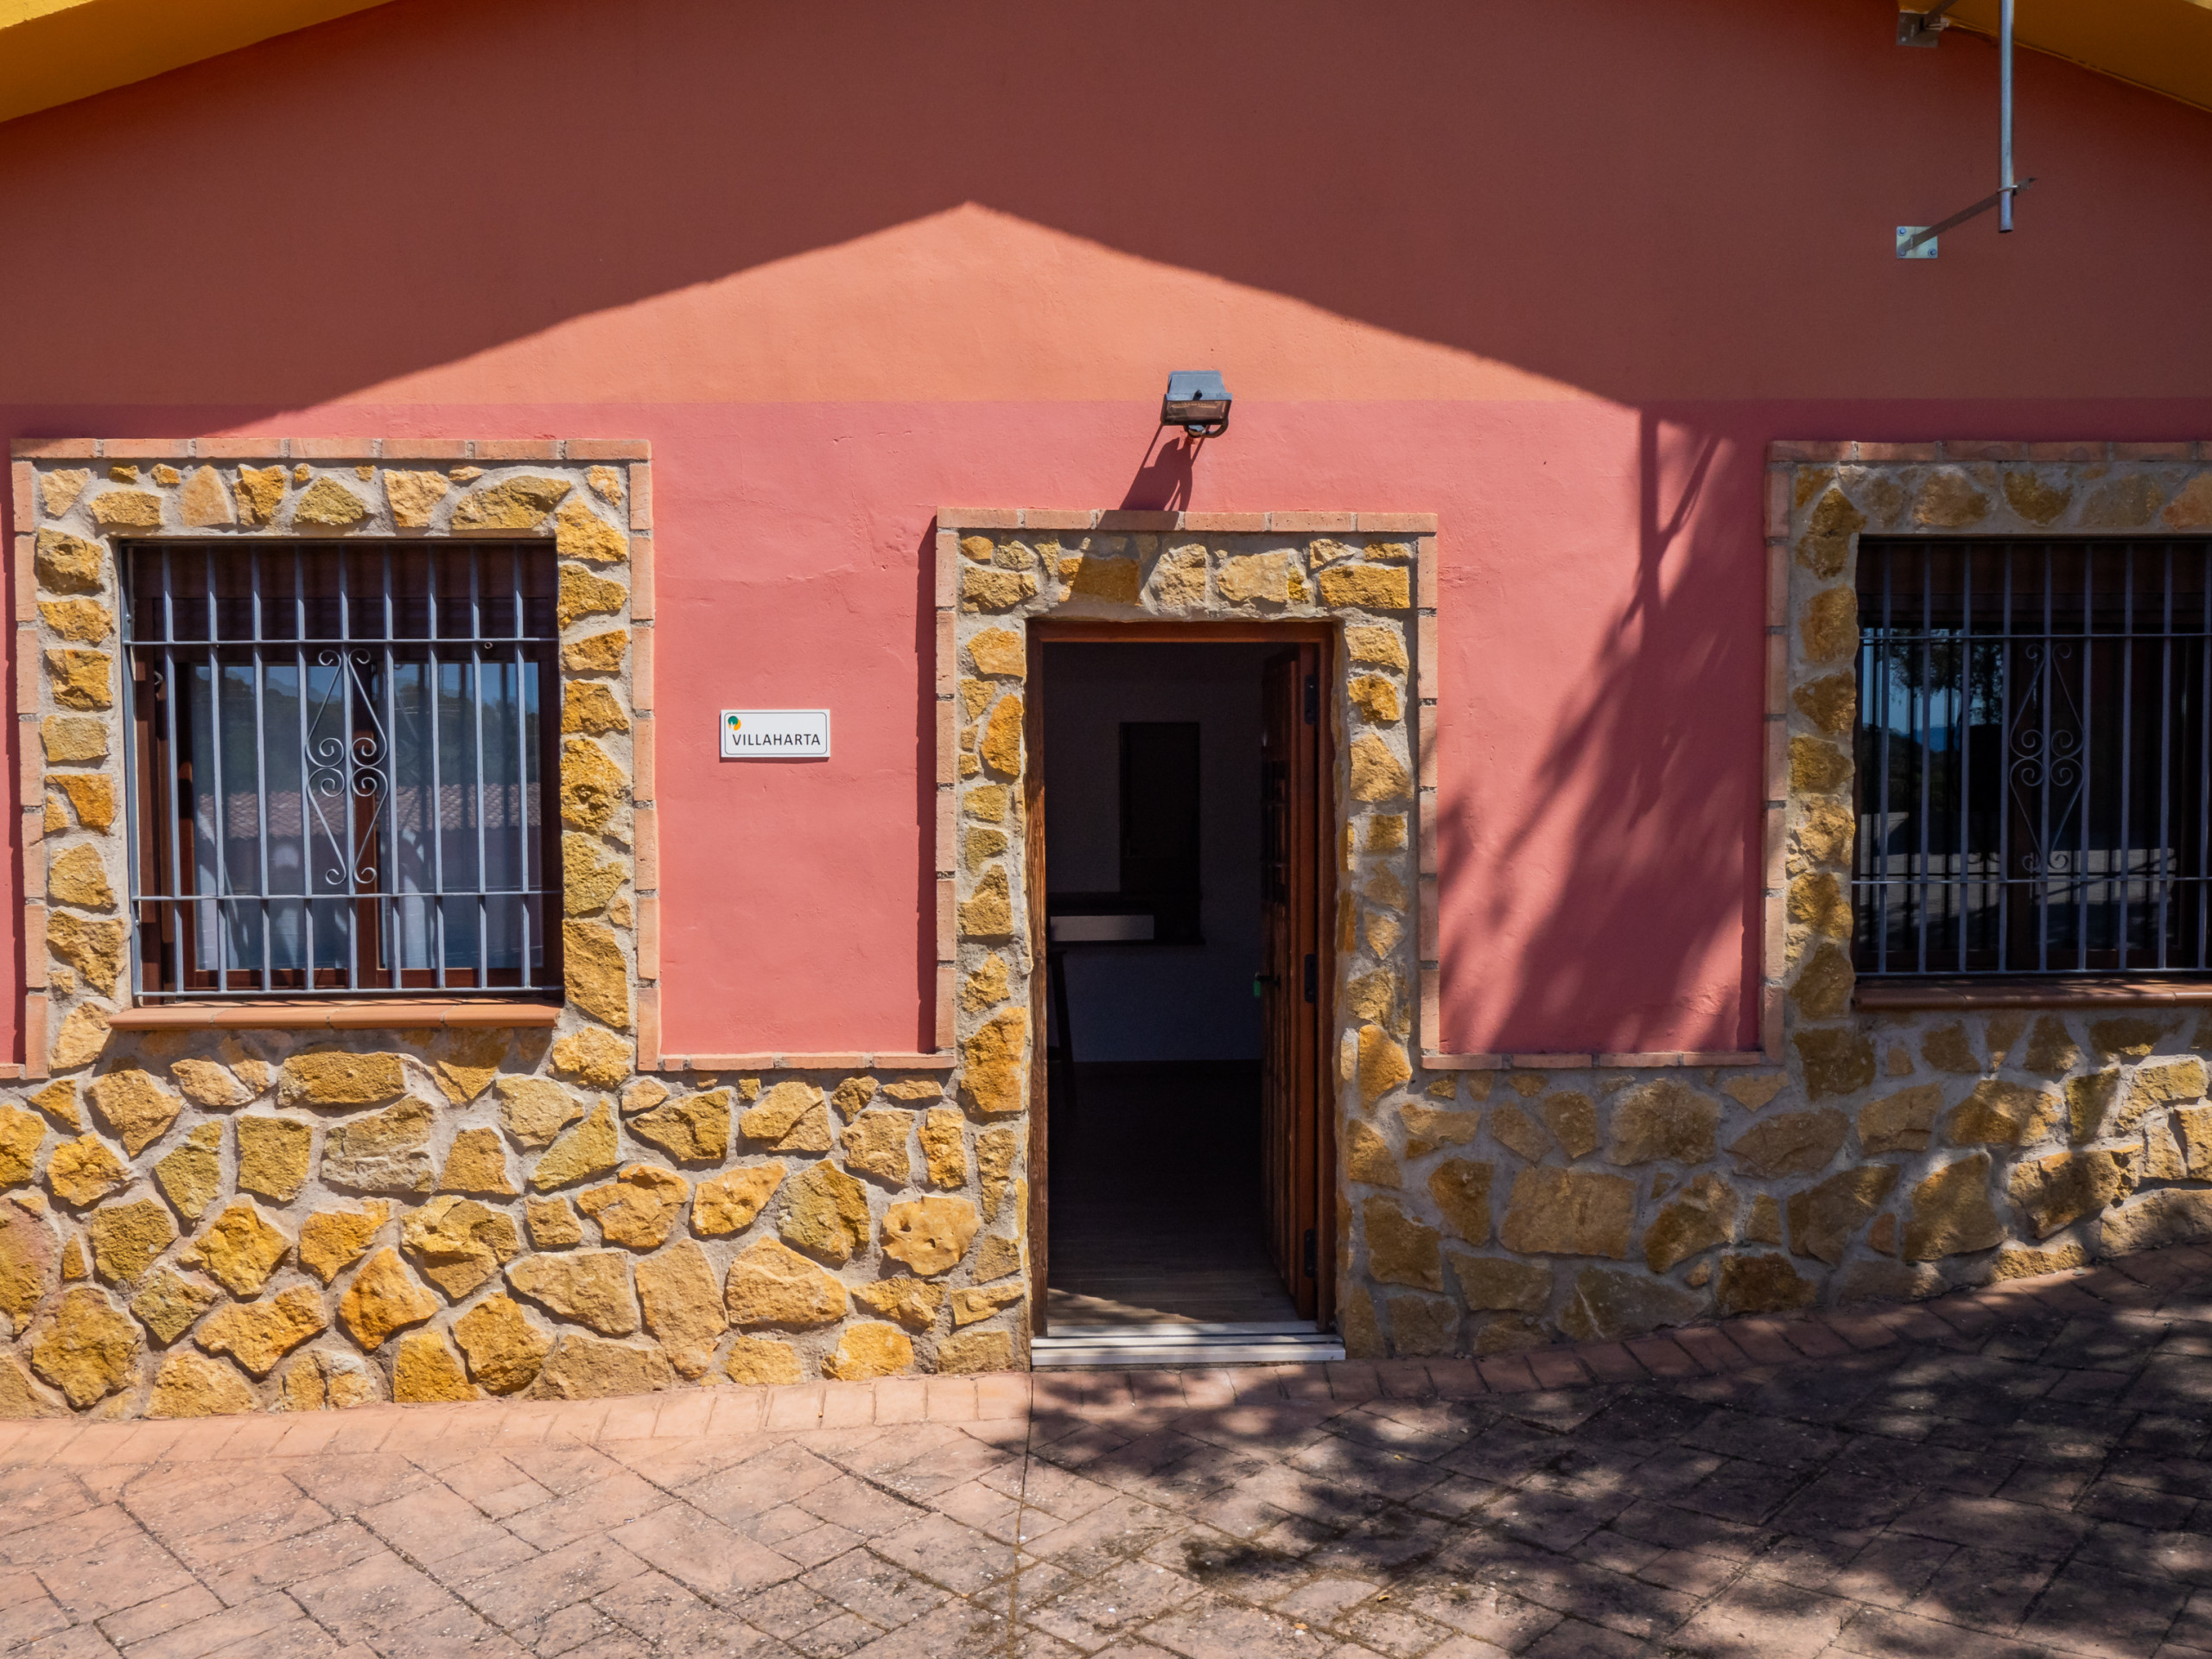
[1042,643,1274,1064]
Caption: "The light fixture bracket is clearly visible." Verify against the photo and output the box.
[1897,1,1959,48]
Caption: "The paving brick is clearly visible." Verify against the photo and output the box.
[1476,1355,1540,1391]
[0,1566,72,1644]
[1675,1327,1753,1371]
[289,1552,473,1646]
[1832,1605,2059,1656]
[35,1524,199,1621]
[1668,1577,1857,1657]
[118,1592,308,1659]
[16,1243,2212,1656]
[457,1534,652,1628]
[1624,1336,1703,1377]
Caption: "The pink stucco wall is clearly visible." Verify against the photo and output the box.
[3,0,2211,1059]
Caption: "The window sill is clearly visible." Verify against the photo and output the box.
[1855,978,2212,1012]
[109,1000,563,1032]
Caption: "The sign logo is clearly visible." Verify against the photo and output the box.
[721,709,830,760]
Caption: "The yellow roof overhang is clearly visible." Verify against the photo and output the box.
[1,0,2206,130]
[1905,0,2212,115]
[0,0,394,125]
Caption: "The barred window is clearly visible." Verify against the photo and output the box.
[1853,537,2212,977]
[124,543,561,998]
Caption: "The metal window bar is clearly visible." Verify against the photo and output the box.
[122,541,560,999]
[1855,537,2212,978]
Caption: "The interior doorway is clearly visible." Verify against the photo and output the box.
[1025,625,1339,1368]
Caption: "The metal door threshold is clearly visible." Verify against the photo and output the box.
[1032,1321,1344,1370]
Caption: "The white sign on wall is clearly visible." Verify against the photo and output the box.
[721,709,831,759]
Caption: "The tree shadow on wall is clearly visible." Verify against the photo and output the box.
[1439,410,1762,1054]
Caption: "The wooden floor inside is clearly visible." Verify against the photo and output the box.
[1045,1061,1305,1328]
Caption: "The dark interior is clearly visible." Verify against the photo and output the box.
[1039,642,1299,1327]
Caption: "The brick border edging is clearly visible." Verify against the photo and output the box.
[0,1243,2195,1462]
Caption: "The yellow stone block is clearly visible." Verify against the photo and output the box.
[529,1102,620,1191]
[292,477,368,529]
[195,1284,326,1378]
[554,497,626,563]
[392,1331,478,1402]
[725,1333,803,1385]
[382,470,448,528]
[821,1321,914,1380]
[454,1294,550,1395]
[436,1127,517,1197]
[38,469,89,518]
[38,599,111,642]
[562,682,629,736]
[41,715,107,765]
[277,1051,406,1108]
[966,627,1026,677]
[691,1164,785,1236]
[961,1009,1027,1115]
[562,920,631,1029]
[722,1236,846,1327]
[234,467,286,524]
[452,476,571,532]
[89,489,162,530]
[576,1165,690,1249]
[879,1196,978,1276]
[86,1068,179,1154]
[562,629,628,673]
[146,1351,254,1419]
[176,467,234,527]
[338,1246,439,1349]
[557,564,626,630]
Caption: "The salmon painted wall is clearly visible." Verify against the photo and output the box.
[3,0,2212,1059]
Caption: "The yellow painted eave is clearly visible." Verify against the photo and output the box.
[0,0,395,125]
[1903,0,2212,116]
[3,0,2208,131]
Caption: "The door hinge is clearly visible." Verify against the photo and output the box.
[1303,1228,1318,1279]
[1303,952,1317,1003]
[1303,673,1318,725]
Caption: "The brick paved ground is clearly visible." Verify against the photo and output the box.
[10,1248,2212,1657]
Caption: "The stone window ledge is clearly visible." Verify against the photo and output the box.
[109,1000,564,1032]
[1855,978,2212,1011]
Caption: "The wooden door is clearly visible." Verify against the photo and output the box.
[1260,646,1322,1321]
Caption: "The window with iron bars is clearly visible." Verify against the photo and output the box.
[124,543,563,998]
[1853,537,2212,978]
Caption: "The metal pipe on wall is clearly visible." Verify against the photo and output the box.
[2000,0,2016,232]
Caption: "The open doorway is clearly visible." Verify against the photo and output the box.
[1027,627,1340,1368]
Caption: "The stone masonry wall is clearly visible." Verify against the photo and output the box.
[10,448,2212,1421]
[0,441,1005,1421]
[1326,444,2212,1363]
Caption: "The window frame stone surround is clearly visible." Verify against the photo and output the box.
[0,442,1070,1421]
[11,437,656,1068]
[1761,436,2212,1297]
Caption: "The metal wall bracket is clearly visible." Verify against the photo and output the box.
[1892,0,2034,255]
[1898,1,1960,46]
[1895,177,2035,257]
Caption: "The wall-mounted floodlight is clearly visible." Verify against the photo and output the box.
[1160,371,1231,437]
